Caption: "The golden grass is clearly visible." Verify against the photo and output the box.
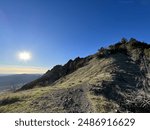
[0,86,58,112]
[0,57,117,112]
[87,92,117,113]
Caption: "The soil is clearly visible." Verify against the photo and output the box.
[30,84,93,112]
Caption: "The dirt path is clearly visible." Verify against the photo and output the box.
[30,84,93,112]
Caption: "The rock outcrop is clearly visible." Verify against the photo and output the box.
[1,38,150,113]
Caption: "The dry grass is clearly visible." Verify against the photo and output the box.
[52,57,114,89]
[86,92,118,113]
[0,56,122,112]
[0,86,59,112]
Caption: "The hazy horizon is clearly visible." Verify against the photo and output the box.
[0,66,48,75]
[0,73,43,76]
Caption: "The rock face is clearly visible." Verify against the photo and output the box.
[20,38,150,92]
[20,56,91,90]
[3,38,150,113]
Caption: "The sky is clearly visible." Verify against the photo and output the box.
[0,0,150,74]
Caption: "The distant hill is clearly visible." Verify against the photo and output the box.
[0,38,150,113]
[0,74,41,91]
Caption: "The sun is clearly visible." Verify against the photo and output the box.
[18,51,31,61]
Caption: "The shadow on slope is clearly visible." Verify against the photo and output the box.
[90,53,150,112]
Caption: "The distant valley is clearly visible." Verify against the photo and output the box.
[0,74,41,92]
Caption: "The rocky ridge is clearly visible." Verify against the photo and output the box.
[0,38,150,113]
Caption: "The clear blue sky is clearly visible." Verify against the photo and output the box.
[0,0,150,74]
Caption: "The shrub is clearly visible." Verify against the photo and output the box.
[144,48,150,58]
[120,38,128,44]
[97,47,108,58]
[0,97,20,106]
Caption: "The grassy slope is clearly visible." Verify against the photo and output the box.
[0,49,148,112]
[0,56,118,112]
[1,40,149,113]
[0,87,56,112]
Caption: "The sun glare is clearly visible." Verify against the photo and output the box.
[18,51,31,61]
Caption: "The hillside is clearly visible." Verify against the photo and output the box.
[0,38,150,113]
[0,74,41,92]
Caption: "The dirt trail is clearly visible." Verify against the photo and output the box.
[31,84,93,112]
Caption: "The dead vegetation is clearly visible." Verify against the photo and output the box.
[0,38,150,113]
